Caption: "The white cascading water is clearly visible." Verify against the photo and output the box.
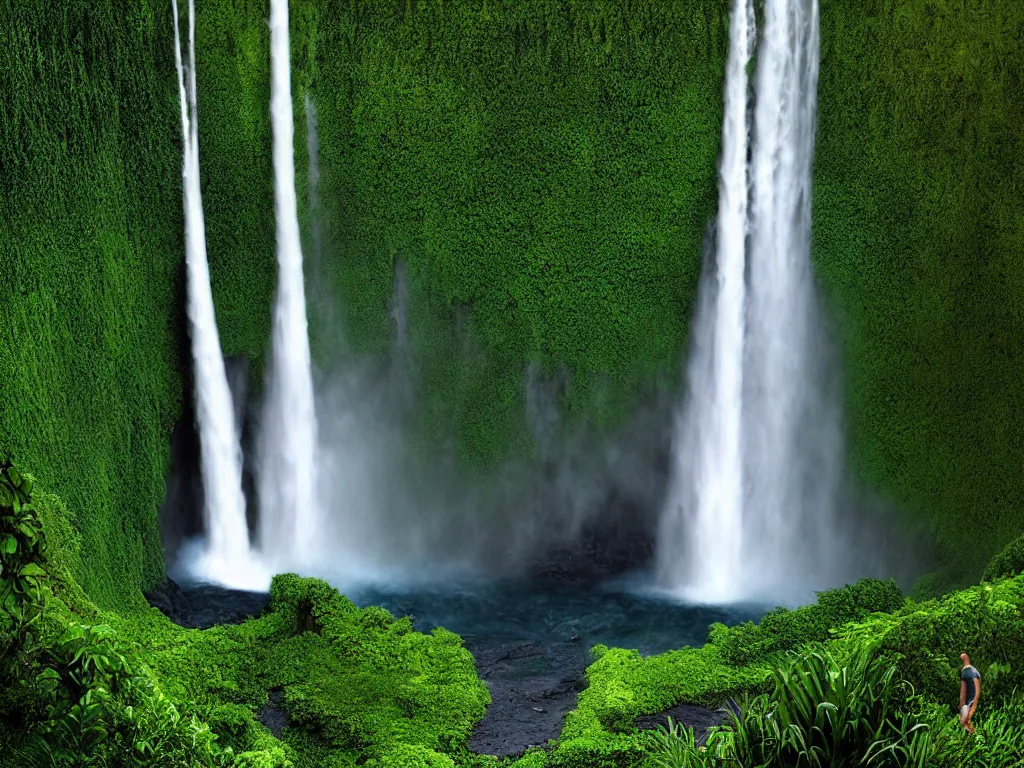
[171,0,264,589]
[259,0,319,568]
[657,0,841,603]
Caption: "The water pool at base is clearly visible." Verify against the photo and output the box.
[347,579,766,656]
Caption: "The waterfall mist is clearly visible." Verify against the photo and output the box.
[656,0,853,603]
[308,343,673,589]
[258,0,320,570]
[170,0,263,590]
[165,10,910,601]
[288,96,672,590]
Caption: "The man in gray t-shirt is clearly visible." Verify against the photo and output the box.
[959,653,981,734]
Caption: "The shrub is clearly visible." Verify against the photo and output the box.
[0,462,234,767]
[708,578,906,665]
[231,748,293,768]
[544,734,650,768]
[373,743,455,768]
[983,534,1024,582]
[708,577,901,667]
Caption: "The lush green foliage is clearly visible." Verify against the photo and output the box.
[7,460,1024,767]
[647,647,1024,768]
[522,576,1024,767]
[983,533,1024,582]
[814,0,1024,578]
[0,0,186,609]
[1,463,490,767]
[193,0,277,364]
[117,573,489,766]
[299,0,726,468]
[0,464,243,767]
[0,464,48,663]
[708,579,906,666]
[3,0,1024,764]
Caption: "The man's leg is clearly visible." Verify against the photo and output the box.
[961,705,976,734]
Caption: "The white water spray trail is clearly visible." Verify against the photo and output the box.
[259,0,319,568]
[745,0,839,598]
[655,0,754,604]
[657,0,838,603]
[171,0,264,589]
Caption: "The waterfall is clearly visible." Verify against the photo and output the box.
[171,0,264,589]
[655,0,754,603]
[259,0,319,567]
[657,0,841,603]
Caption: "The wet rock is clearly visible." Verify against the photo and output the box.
[144,577,192,626]
[465,637,589,758]
[144,581,269,630]
[259,689,291,737]
[635,700,739,746]
[530,498,656,586]
[183,585,269,629]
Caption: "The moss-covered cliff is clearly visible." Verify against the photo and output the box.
[1,0,183,609]
[1,0,1021,608]
[814,0,1024,577]
[302,0,726,467]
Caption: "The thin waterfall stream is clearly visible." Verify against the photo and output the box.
[655,0,754,603]
[258,0,320,568]
[171,0,263,590]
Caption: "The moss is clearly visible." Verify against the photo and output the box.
[12,462,1024,767]
[302,0,727,467]
[708,578,907,666]
[0,464,487,766]
[983,533,1024,583]
[0,0,186,610]
[813,0,1024,578]
[114,573,489,767]
[193,0,277,369]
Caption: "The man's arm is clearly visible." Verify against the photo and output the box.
[970,677,981,715]
[960,679,966,708]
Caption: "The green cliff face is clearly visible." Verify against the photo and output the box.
[0,0,1021,607]
[1,0,183,609]
[299,0,726,468]
[814,0,1024,577]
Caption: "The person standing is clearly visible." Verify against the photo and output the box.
[959,653,981,734]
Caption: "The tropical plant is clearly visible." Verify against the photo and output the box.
[0,462,48,658]
[0,461,236,767]
[647,716,707,768]
[647,645,940,768]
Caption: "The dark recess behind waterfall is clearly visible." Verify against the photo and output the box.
[159,355,260,567]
